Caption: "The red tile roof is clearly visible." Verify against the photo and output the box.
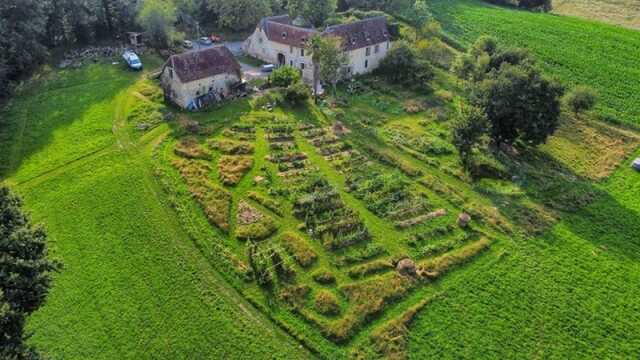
[258,15,390,51]
[260,15,318,47]
[167,46,241,83]
[323,17,390,51]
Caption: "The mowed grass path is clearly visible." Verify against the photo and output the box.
[430,0,640,126]
[0,64,311,359]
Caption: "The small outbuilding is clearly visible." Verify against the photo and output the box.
[633,158,640,171]
[160,46,242,110]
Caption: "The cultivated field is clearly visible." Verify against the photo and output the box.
[429,0,640,127]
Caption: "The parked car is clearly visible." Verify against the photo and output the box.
[183,40,193,49]
[199,37,213,46]
[261,64,275,73]
[633,158,640,171]
[122,50,142,71]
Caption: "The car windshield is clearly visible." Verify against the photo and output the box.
[131,59,140,65]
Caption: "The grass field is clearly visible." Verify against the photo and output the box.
[553,0,640,29]
[0,63,311,359]
[429,0,640,127]
[2,9,640,356]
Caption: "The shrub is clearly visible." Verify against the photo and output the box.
[314,290,340,316]
[254,89,284,108]
[565,86,598,114]
[174,137,211,159]
[270,66,301,88]
[279,284,310,310]
[283,82,311,106]
[280,231,318,267]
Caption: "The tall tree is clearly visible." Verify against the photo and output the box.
[0,187,59,359]
[137,0,180,48]
[288,0,336,27]
[207,0,272,31]
[471,63,564,146]
[307,35,348,97]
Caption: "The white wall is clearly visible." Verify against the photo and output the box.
[243,28,315,83]
[161,68,240,109]
[345,41,391,76]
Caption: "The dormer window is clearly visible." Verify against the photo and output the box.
[282,32,287,38]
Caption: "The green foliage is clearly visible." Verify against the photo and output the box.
[284,82,311,106]
[453,106,489,167]
[289,0,337,27]
[565,86,598,114]
[429,0,640,126]
[484,0,552,11]
[307,35,348,95]
[137,0,182,48]
[471,63,564,146]
[206,0,274,31]
[0,187,58,359]
[377,41,435,88]
[270,66,302,88]
[280,232,318,268]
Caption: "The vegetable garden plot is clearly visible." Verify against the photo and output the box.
[160,112,495,352]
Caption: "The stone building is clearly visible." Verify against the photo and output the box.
[243,15,392,85]
[160,46,242,110]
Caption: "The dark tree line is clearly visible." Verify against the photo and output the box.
[1,187,59,359]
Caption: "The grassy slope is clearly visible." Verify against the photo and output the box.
[553,0,640,30]
[0,64,310,359]
[407,152,640,358]
[429,0,640,127]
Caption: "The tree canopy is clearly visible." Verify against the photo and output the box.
[288,0,337,27]
[0,187,59,359]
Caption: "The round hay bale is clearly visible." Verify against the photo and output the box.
[396,258,416,277]
[457,212,472,228]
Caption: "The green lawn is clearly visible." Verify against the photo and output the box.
[0,63,311,359]
[429,0,640,127]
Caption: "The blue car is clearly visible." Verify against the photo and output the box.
[123,51,143,71]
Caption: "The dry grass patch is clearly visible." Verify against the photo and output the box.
[209,139,254,155]
[314,290,341,316]
[543,117,640,180]
[312,269,336,285]
[172,158,231,231]
[553,0,640,30]
[218,156,253,186]
[280,231,317,268]
[174,137,211,160]
[247,191,283,216]
[347,259,394,279]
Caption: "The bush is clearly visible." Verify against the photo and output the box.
[565,86,598,114]
[270,66,301,88]
[254,89,284,108]
[284,82,311,106]
[314,290,340,316]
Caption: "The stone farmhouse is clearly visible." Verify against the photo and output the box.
[243,15,392,85]
[160,46,242,110]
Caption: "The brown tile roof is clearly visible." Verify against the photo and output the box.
[323,17,390,51]
[168,46,241,83]
[259,15,318,47]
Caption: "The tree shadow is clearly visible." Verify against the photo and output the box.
[0,64,139,180]
[480,146,640,261]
